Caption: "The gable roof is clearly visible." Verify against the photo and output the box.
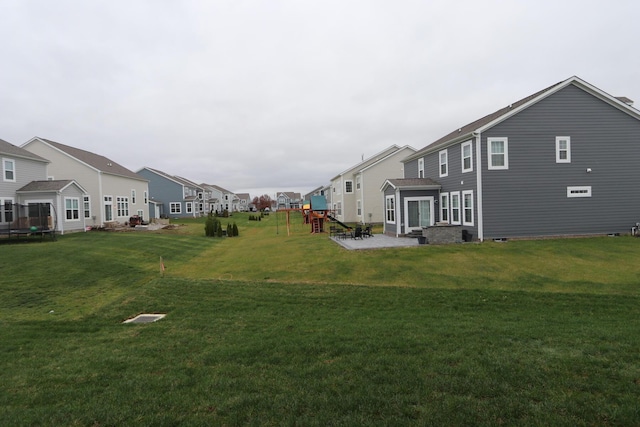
[17,179,87,194]
[0,138,49,163]
[404,76,640,162]
[201,183,234,194]
[139,167,202,189]
[26,137,146,181]
[331,144,406,180]
[380,178,441,192]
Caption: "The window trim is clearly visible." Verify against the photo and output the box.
[356,176,361,190]
[65,197,80,221]
[488,137,509,170]
[439,192,449,224]
[567,186,591,198]
[418,158,425,178]
[131,189,136,204]
[356,199,362,217]
[116,196,129,217]
[462,190,474,226]
[439,150,448,177]
[104,195,113,222]
[170,202,182,214]
[450,191,461,225]
[385,195,396,224]
[345,180,353,194]
[1,197,15,223]
[83,195,91,219]
[3,158,16,182]
[556,136,571,163]
[186,202,193,213]
[461,141,473,173]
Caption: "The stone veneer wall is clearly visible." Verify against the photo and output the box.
[423,225,462,244]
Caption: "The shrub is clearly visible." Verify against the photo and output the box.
[232,222,239,237]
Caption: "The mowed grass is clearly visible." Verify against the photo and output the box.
[1,213,640,425]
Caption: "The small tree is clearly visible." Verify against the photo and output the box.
[226,223,232,237]
[232,222,239,237]
[205,212,216,237]
[216,221,223,237]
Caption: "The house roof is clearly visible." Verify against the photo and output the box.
[278,192,301,200]
[380,178,441,191]
[0,138,49,163]
[30,137,146,181]
[140,167,202,189]
[330,144,406,180]
[404,76,640,162]
[17,179,87,194]
[201,183,234,194]
[236,193,250,200]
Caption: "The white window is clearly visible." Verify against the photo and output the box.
[356,176,361,190]
[567,186,591,198]
[137,209,144,217]
[556,136,571,163]
[357,200,362,216]
[488,138,509,170]
[116,197,129,217]
[345,180,353,193]
[3,158,15,182]
[144,190,148,204]
[461,141,473,173]
[65,197,80,221]
[83,195,91,219]
[450,192,461,225]
[462,190,474,225]
[418,158,425,178]
[439,150,448,177]
[337,202,342,216]
[385,195,395,223]
[170,202,181,214]
[186,202,193,213]
[440,193,449,223]
[131,189,136,204]
[104,196,113,222]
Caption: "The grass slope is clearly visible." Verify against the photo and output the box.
[1,214,640,425]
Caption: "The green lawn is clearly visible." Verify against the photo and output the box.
[1,213,640,425]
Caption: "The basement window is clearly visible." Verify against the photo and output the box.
[567,186,591,198]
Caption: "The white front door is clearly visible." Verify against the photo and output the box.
[404,197,434,233]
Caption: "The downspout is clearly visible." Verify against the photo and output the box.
[395,187,401,237]
[98,171,104,225]
[474,132,484,241]
[57,191,64,235]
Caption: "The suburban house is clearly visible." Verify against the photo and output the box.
[201,184,237,213]
[304,186,329,205]
[1,138,87,235]
[382,76,640,241]
[330,145,416,224]
[276,192,302,210]
[22,137,149,227]
[137,167,204,218]
[236,193,251,212]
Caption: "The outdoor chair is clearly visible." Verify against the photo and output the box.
[352,226,363,239]
[363,225,372,237]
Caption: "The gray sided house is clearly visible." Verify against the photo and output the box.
[1,138,87,235]
[137,167,204,218]
[385,76,640,241]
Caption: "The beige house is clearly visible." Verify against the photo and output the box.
[22,137,149,227]
[329,145,416,224]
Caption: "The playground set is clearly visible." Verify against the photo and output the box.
[278,195,358,237]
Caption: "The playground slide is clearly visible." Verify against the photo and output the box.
[327,215,352,230]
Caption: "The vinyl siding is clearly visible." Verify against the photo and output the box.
[480,84,640,238]
[0,156,48,196]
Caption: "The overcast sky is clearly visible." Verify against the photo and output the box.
[2,0,638,198]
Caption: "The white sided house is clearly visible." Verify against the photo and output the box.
[330,145,416,224]
[22,137,149,227]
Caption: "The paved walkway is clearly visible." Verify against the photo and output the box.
[331,234,420,250]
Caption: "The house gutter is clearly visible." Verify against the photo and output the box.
[474,132,484,242]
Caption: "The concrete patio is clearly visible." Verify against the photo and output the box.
[331,234,420,250]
